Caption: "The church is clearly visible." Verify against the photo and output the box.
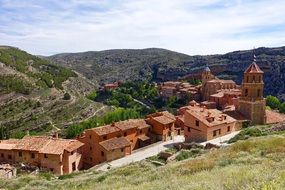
[200,57,266,125]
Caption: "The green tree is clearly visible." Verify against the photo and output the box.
[279,102,285,113]
[87,91,97,100]
[266,95,281,109]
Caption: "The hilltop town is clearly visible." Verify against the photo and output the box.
[1,56,285,179]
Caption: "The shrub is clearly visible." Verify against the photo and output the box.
[279,102,285,113]
[228,128,267,143]
[176,149,201,161]
[87,91,98,100]
[63,92,71,100]
[266,95,281,109]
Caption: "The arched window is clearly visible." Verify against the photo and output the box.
[245,89,248,97]
[246,76,249,83]
[259,76,261,82]
[253,76,255,82]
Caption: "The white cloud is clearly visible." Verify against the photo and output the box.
[1,0,285,55]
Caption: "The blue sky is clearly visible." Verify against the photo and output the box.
[1,0,285,55]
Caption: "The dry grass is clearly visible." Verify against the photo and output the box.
[1,135,285,190]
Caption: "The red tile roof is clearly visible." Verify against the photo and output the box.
[6,136,83,155]
[91,125,121,136]
[99,137,131,151]
[266,110,285,124]
[13,136,50,152]
[244,62,264,74]
[153,115,175,125]
[115,119,149,131]
[40,139,84,155]
[185,105,236,127]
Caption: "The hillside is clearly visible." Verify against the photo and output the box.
[48,46,285,100]
[1,134,285,190]
[0,46,108,138]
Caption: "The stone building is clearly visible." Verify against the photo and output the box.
[183,103,237,142]
[0,136,84,175]
[159,81,200,101]
[146,111,176,141]
[237,59,266,125]
[77,119,151,168]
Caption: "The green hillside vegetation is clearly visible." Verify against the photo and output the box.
[0,75,33,94]
[0,47,76,90]
[1,134,285,190]
[0,47,111,138]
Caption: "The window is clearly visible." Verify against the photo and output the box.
[253,76,255,82]
[124,132,127,136]
[31,153,35,159]
[195,120,199,127]
[259,76,261,82]
[121,148,124,152]
[245,89,248,97]
[227,126,231,132]
[188,127,191,132]
[90,146,92,150]
[1,153,3,158]
[19,152,22,157]
[44,154,48,158]
[140,130,142,134]
[50,168,54,172]
[130,140,133,143]
[71,151,74,155]
[148,128,151,132]
[213,129,221,137]
[8,155,12,159]
[89,135,92,139]
[90,157,92,161]
[257,89,261,97]
[103,135,107,140]
[101,151,104,157]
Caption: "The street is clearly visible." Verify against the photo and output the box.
[94,131,239,171]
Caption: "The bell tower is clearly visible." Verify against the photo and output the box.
[201,64,215,100]
[238,55,266,124]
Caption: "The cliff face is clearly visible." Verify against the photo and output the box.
[48,46,285,100]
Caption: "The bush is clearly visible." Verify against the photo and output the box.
[63,92,71,100]
[228,128,267,143]
[279,102,285,113]
[87,91,97,100]
[176,149,201,161]
[266,95,281,109]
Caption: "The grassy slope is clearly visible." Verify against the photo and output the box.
[2,134,285,190]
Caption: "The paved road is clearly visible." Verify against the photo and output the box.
[94,136,185,171]
[200,131,240,146]
[94,131,240,171]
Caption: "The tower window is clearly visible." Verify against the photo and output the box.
[246,76,249,83]
[259,76,261,82]
[245,89,248,97]
[257,89,261,97]
[253,76,255,82]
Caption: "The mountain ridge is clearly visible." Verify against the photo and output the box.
[48,46,285,100]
